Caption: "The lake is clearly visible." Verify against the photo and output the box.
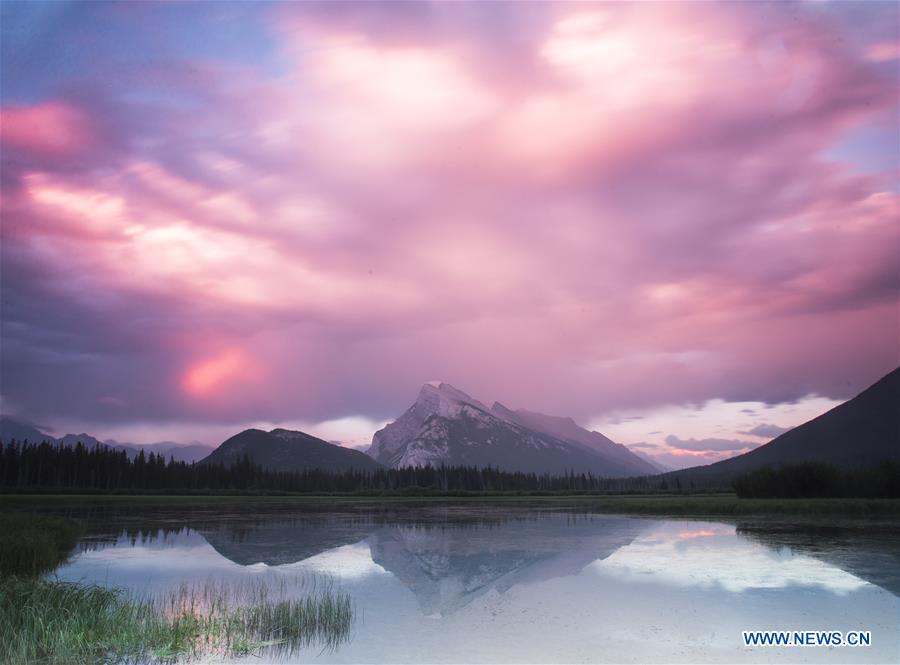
[41,501,900,663]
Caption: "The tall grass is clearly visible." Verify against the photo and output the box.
[0,512,82,576]
[0,575,354,664]
[0,512,354,663]
[153,575,354,657]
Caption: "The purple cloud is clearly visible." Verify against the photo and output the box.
[0,1,897,443]
[740,423,794,439]
[664,435,759,453]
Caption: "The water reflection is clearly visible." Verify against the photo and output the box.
[49,504,899,663]
[367,517,648,615]
[65,511,652,614]
[736,521,900,595]
[595,522,870,594]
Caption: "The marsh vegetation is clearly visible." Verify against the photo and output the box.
[3,500,898,663]
[0,512,82,576]
[0,512,354,664]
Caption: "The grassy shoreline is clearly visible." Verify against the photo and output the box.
[3,493,899,515]
[0,512,354,664]
[0,512,82,577]
[1,575,353,665]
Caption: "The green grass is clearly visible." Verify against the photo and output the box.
[0,575,353,664]
[3,493,900,515]
[0,513,354,663]
[0,512,82,576]
[557,495,900,516]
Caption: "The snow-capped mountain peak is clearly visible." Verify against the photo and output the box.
[367,382,659,476]
[416,382,491,418]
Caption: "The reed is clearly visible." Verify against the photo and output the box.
[0,574,353,664]
[0,513,354,663]
[0,512,82,576]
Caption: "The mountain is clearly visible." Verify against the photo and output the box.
[670,367,900,485]
[367,382,657,476]
[0,416,213,462]
[200,427,383,473]
[0,416,125,450]
[0,417,56,443]
[490,404,660,476]
[146,442,214,463]
[109,440,214,463]
[58,432,107,449]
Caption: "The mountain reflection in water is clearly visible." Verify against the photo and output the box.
[67,507,652,615]
[48,504,899,664]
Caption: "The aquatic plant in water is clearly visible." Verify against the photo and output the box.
[0,574,353,664]
[0,512,82,577]
[0,513,354,663]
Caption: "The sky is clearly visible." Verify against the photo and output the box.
[1,1,897,469]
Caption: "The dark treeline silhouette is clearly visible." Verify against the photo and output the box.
[0,439,674,494]
[733,461,900,498]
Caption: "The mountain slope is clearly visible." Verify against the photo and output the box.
[0,416,215,461]
[0,417,126,451]
[147,443,214,463]
[201,428,382,473]
[110,440,215,463]
[0,417,56,443]
[671,367,900,485]
[368,382,655,477]
[58,432,107,449]
[491,405,660,476]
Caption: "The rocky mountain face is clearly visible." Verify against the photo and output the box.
[201,427,382,473]
[367,382,658,477]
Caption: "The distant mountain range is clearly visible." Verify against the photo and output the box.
[0,417,214,463]
[4,368,896,481]
[667,367,900,485]
[199,428,382,473]
[0,418,50,445]
[367,382,661,477]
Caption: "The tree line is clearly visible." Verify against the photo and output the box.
[732,461,900,498]
[7,439,893,497]
[0,439,670,494]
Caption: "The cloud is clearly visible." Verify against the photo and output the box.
[740,423,794,438]
[0,102,96,157]
[0,1,897,439]
[664,435,759,453]
[97,396,127,409]
[866,41,900,63]
[634,448,744,471]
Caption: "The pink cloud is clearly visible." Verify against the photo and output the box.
[0,101,95,158]
[182,347,261,399]
[866,41,900,63]
[1,2,897,438]
[678,529,717,540]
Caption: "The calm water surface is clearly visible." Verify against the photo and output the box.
[43,503,900,663]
